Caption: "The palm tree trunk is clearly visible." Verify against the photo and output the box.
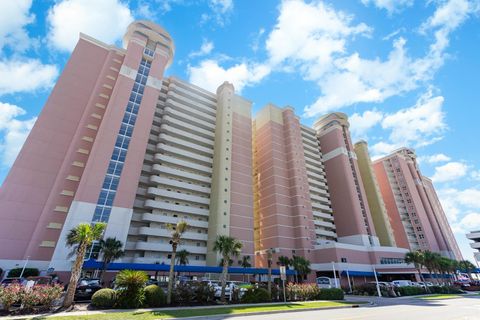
[418,268,429,293]
[221,258,228,303]
[63,243,87,308]
[167,244,177,305]
[99,259,108,286]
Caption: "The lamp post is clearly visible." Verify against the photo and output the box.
[267,248,273,296]
[373,265,382,297]
[19,256,30,278]
[332,261,338,288]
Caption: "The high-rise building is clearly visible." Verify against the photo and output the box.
[0,21,254,275]
[254,107,412,283]
[354,141,396,247]
[466,230,480,264]
[373,148,462,260]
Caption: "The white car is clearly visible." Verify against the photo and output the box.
[392,280,413,287]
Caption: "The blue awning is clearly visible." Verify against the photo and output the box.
[83,259,296,275]
[341,270,377,277]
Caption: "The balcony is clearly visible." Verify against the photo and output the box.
[157,143,213,166]
[141,213,209,228]
[314,219,335,229]
[138,227,208,241]
[158,134,213,156]
[152,164,211,184]
[147,187,210,205]
[312,211,334,220]
[154,153,212,175]
[164,106,215,131]
[310,193,330,205]
[308,178,327,189]
[311,202,332,212]
[135,241,207,254]
[132,257,207,266]
[471,242,480,250]
[165,98,215,125]
[163,115,215,140]
[315,229,337,238]
[467,231,480,240]
[150,175,211,194]
[144,200,209,217]
[169,82,216,111]
[160,124,214,148]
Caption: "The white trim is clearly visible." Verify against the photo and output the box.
[119,65,137,80]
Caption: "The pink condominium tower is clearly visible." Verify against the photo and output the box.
[0,21,254,276]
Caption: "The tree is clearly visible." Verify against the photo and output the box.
[277,256,292,269]
[238,255,252,282]
[423,250,441,284]
[405,250,429,291]
[98,237,124,285]
[458,260,476,280]
[176,249,190,266]
[166,221,188,305]
[218,258,234,267]
[437,257,453,285]
[213,235,243,303]
[63,222,106,308]
[291,256,311,283]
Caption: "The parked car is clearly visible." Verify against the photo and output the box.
[27,276,55,286]
[74,278,102,300]
[368,281,392,288]
[316,276,339,289]
[0,277,27,287]
[414,281,433,288]
[392,280,413,287]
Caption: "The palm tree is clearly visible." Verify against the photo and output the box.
[213,235,243,303]
[166,221,188,305]
[291,256,311,283]
[423,250,441,284]
[238,255,252,282]
[437,257,453,285]
[98,237,124,285]
[458,260,476,280]
[277,256,292,269]
[63,222,106,308]
[405,250,429,291]
[218,258,234,267]
[176,249,190,266]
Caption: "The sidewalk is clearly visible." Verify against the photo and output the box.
[6,300,367,319]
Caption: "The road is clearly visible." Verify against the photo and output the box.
[202,295,480,320]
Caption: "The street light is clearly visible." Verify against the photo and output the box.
[19,256,30,278]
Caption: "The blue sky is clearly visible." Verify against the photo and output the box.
[0,0,479,263]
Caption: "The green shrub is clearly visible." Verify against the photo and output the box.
[115,270,148,309]
[286,283,320,301]
[92,288,117,309]
[241,288,271,303]
[430,285,463,294]
[173,282,195,305]
[144,285,165,307]
[317,288,344,300]
[397,286,425,296]
[7,268,39,278]
[354,283,377,296]
[193,282,215,304]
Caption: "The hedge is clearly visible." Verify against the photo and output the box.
[241,288,271,303]
[144,285,165,307]
[7,268,39,278]
[316,288,344,300]
[397,286,425,296]
[92,289,117,309]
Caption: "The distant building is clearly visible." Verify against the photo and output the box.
[373,148,462,260]
[466,231,480,264]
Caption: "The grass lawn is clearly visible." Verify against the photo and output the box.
[30,301,361,320]
[417,294,463,300]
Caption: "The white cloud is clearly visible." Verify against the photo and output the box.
[0,0,34,52]
[472,170,480,181]
[202,0,234,26]
[188,60,270,94]
[370,90,447,157]
[349,109,383,140]
[0,102,36,166]
[47,0,134,52]
[431,161,469,182]
[0,59,58,95]
[438,187,480,236]
[361,0,414,14]
[189,39,214,58]
[418,153,451,164]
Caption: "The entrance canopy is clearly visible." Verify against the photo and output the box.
[83,259,297,276]
[341,270,377,277]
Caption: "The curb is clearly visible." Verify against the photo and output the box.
[5,301,370,319]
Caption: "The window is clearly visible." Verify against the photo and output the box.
[341,257,347,263]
